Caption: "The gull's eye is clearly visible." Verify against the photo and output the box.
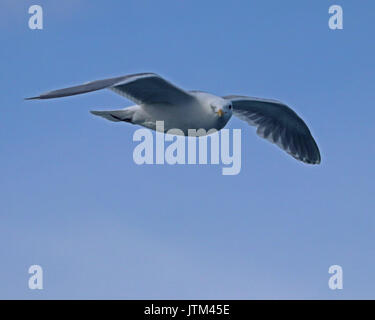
[228,105,232,109]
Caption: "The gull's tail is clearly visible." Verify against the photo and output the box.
[90,108,135,123]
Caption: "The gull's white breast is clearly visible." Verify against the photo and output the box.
[135,91,231,135]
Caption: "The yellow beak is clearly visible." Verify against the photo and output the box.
[217,109,224,117]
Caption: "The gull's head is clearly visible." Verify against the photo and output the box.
[210,100,233,121]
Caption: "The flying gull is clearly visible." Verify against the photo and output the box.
[26,72,321,164]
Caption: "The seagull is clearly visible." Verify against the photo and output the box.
[26,72,321,164]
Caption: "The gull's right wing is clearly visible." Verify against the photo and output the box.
[224,95,321,165]
[26,73,196,106]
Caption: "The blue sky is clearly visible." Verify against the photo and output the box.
[1,0,374,299]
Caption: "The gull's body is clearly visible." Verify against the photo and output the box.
[26,72,321,164]
[117,91,231,135]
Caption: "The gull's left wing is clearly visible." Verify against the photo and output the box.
[26,73,196,106]
[224,95,321,164]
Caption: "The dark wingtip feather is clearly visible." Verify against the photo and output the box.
[24,96,40,100]
[301,151,321,165]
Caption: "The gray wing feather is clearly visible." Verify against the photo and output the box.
[224,95,321,164]
[26,73,195,105]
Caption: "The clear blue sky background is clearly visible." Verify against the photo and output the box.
[1,0,374,299]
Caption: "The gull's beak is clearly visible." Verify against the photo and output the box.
[217,109,224,117]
